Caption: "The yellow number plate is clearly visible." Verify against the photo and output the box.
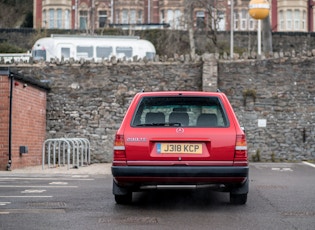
[157,143,202,154]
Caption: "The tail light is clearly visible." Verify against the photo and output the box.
[234,134,248,166]
[113,134,127,165]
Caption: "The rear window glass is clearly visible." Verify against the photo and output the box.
[132,96,229,127]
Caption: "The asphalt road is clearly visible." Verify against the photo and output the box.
[0,162,314,230]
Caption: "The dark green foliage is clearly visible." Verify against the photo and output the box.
[0,42,26,53]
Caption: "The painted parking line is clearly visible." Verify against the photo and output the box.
[21,190,47,193]
[0,212,10,215]
[49,182,68,185]
[0,177,93,181]
[0,209,65,214]
[0,196,53,198]
[272,167,293,172]
[0,202,11,206]
[303,161,315,168]
[0,185,77,188]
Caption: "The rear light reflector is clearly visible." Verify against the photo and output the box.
[113,134,127,164]
[234,134,248,165]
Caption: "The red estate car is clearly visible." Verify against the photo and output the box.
[111,91,249,205]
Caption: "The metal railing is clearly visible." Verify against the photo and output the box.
[42,138,90,170]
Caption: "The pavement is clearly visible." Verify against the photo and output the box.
[0,163,112,175]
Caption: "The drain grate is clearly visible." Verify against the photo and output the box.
[28,202,67,208]
[99,216,158,224]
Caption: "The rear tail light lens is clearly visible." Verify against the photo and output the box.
[234,134,248,165]
[113,134,127,165]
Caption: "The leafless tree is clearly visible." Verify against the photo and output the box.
[183,0,196,59]
[262,16,273,54]
[183,0,227,56]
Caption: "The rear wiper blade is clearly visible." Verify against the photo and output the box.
[136,122,181,127]
[136,123,166,126]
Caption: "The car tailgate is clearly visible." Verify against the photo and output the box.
[124,126,236,165]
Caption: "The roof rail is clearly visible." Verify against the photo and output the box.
[50,34,140,39]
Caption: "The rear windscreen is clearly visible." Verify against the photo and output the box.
[132,96,229,127]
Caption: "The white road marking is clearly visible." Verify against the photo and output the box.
[0,202,11,206]
[0,177,93,181]
[21,190,46,193]
[272,167,293,172]
[72,175,90,178]
[303,161,315,168]
[0,185,77,188]
[0,212,10,214]
[0,209,65,214]
[49,182,68,185]
[0,196,53,198]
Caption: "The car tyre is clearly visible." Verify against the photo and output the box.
[115,193,132,205]
[230,193,247,205]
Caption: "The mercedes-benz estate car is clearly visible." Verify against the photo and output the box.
[111,91,249,205]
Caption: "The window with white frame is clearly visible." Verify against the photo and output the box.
[137,10,143,23]
[79,11,88,30]
[249,18,255,30]
[42,10,46,27]
[241,9,247,30]
[294,10,300,30]
[286,10,292,30]
[217,11,225,31]
[115,10,120,24]
[49,9,54,28]
[196,11,205,29]
[234,10,239,30]
[57,9,62,28]
[130,10,136,24]
[122,10,128,23]
[279,10,284,31]
[167,10,174,28]
[160,10,165,23]
[99,11,107,28]
[302,10,306,31]
[174,10,181,29]
[65,9,70,29]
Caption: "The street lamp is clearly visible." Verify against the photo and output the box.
[248,0,270,55]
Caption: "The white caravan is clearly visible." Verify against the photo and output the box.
[31,34,156,61]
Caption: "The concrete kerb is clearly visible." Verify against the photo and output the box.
[0,163,112,175]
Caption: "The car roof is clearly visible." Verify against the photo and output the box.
[135,91,224,97]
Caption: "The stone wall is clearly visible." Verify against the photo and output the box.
[11,62,202,163]
[216,56,315,161]
[9,53,315,163]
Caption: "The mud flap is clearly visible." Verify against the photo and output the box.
[230,178,249,195]
[112,180,130,195]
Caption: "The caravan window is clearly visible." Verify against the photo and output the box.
[116,47,132,58]
[61,48,70,58]
[146,52,155,60]
[77,46,93,58]
[96,46,113,58]
[32,50,46,61]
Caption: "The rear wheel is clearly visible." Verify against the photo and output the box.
[230,193,247,205]
[115,193,132,204]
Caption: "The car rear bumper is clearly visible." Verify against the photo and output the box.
[112,165,249,184]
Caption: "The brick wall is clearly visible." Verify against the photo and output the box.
[0,74,47,170]
[0,76,10,170]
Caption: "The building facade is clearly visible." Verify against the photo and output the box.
[33,0,315,32]
[0,68,48,171]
